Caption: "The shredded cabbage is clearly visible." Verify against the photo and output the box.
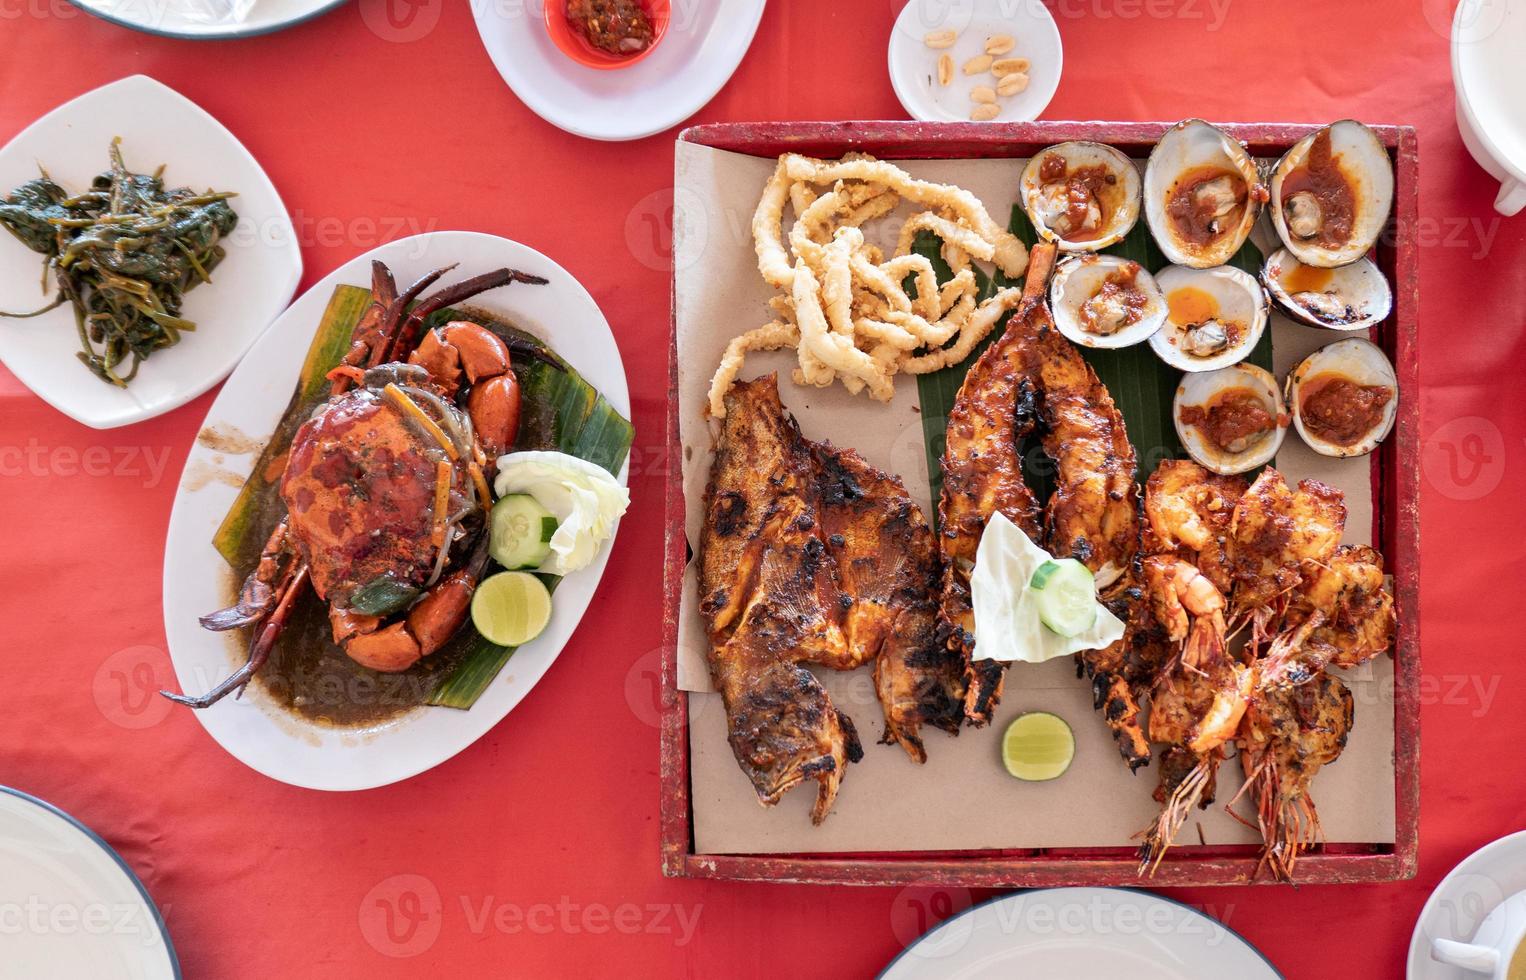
[970,511,1125,663]
[493,451,629,576]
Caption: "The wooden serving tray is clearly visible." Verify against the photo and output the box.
[660,121,1420,887]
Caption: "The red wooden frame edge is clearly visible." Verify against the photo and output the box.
[660,120,1420,887]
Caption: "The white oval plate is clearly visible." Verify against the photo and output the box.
[161,231,630,791]
[0,75,301,429]
[470,0,766,142]
[0,787,178,979]
[1408,831,1526,978]
[888,0,1063,124]
[68,0,343,40]
[881,888,1280,979]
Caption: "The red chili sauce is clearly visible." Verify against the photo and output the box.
[1038,154,1118,241]
[1165,166,1247,248]
[1179,387,1275,453]
[567,0,654,55]
[1298,372,1392,446]
[1279,128,1356,247]
[1081,262,1149,334]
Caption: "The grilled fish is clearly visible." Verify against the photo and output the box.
[813,443,964,762]
[699,375,956,822]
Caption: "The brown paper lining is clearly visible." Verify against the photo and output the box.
[673,142,1394,854]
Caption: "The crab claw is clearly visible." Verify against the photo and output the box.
[467,374,521,456]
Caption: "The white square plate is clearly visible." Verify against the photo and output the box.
[0,74,301,429]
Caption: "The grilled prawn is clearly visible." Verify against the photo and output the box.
[1136,555,1251,874]
[1232,670,1355,882]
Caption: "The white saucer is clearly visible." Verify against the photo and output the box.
[881,887,1279,979]
[470,0,767,142]
[1409,831,1526,978]
[888,0,1063,123]
[0,788,178,979]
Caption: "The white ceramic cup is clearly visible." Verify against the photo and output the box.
[1451,0,1526,216]
[1432,891,1526,977]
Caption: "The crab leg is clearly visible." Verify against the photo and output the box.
[161,566,309,708]
[198,519,292,631]
[384,267,549,364]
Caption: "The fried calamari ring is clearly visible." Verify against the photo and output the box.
[793,260,894,400]
[781,153,1029,277]
[901,287,1025,375]
[895,211,997,266]
[752,159,797,290]
[707,320,801,418]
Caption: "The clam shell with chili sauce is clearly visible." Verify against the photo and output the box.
[1148,264,1268,372]
[1143,119,1266,269]
[1269,120,1394,269]
[1261,247,1392,330]
[1286,337,1398,458]
[1049,255,1167,349]
[1020,141,1141,252]
[1173,363,1286,474]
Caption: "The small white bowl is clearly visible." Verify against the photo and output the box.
[1452,0,1526,214]
[888,0,1063,123]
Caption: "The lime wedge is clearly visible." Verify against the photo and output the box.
[1001,711,1075,781]
[470,571,552,647]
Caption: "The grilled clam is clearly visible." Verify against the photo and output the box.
[1173,364,1286,474]
[1269,120,1394,268]
[1149,265,1268,372]
[1143,119,1266,268]
[1020,141,1141,252]
[1286,338,1398,457]
[1261,247,1392,330]
[1049,255,1167,349]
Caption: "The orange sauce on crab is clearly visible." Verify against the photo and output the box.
[1167,286,1219,325]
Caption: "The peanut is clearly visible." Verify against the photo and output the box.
[985,34,1015,55]
[970,85,997,104]
[937,53,952,86]
[970,103,1001,121]
[997,71,1030,95]
[924,29,957,49]
[962,54,993,75]
[991,57,1031,77]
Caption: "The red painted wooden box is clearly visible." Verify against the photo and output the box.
[660,121,1420,887]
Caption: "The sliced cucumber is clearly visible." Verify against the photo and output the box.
[1028,558,1097,637]
[489,494,558,570]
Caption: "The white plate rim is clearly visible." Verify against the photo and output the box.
[0,786,180,979]
[0,74,302,429]
[469,0,768,142]
[1407,830,1526,977]
[65,0,346,40]
[879,886,1283,979]
[160,230,629,791]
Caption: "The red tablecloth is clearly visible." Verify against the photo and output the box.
[1,1,1520,977]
